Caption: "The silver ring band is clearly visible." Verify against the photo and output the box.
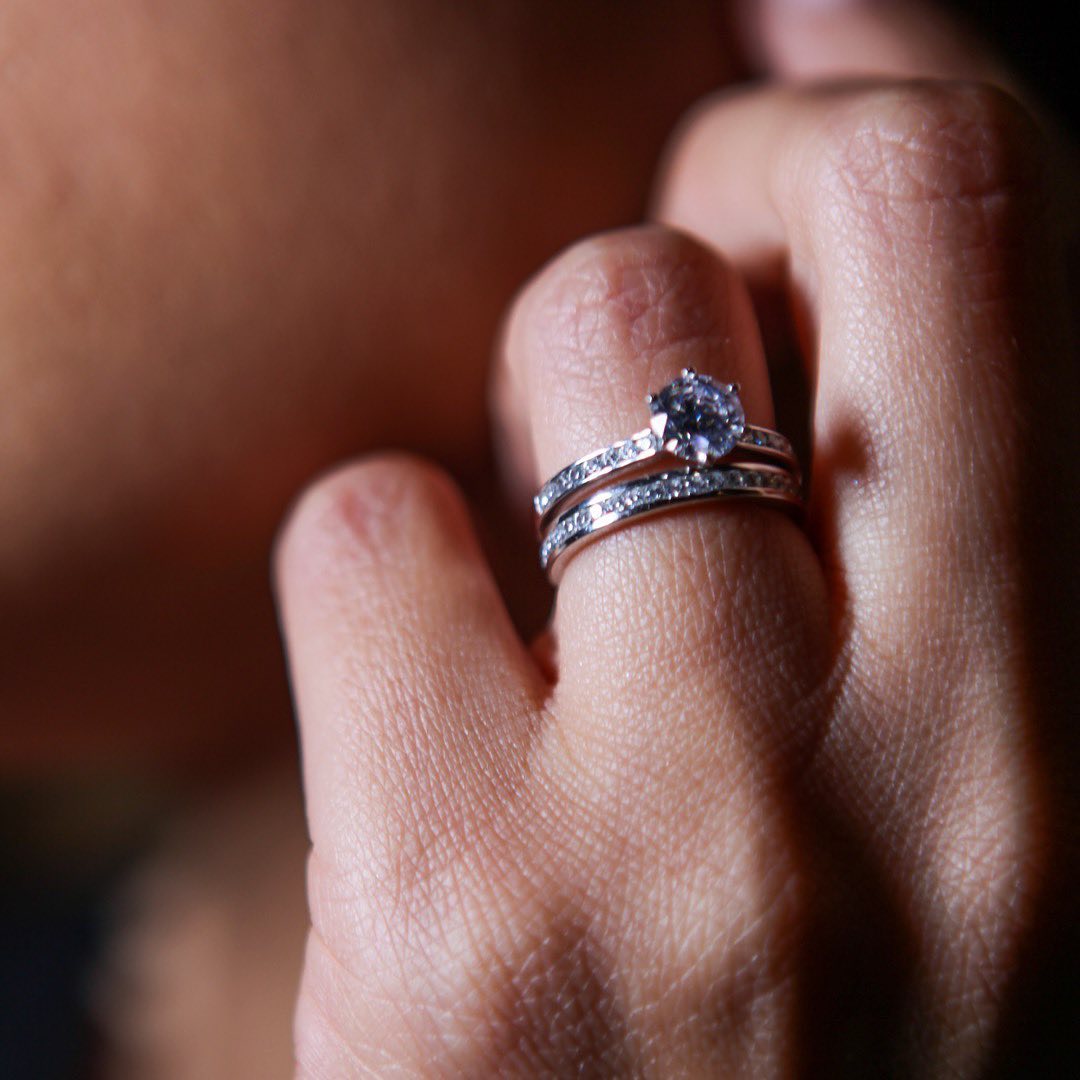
[539,463,802,581]
[534,370,803,581]
[533,422,796,529]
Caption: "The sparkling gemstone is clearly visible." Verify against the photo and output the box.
[650,371,745,463]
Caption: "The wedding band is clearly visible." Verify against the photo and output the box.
[534,370,802,581]
[539,464,802,580]
[534,369,796,529]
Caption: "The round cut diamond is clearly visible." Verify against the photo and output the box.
[650,371,745,464]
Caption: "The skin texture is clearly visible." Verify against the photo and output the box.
[0,0,727,766]
[275,5,1078,1076]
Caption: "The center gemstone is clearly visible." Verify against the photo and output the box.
[649,370,745,464]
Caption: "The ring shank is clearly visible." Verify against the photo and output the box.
[540,464,802,582]
[534,424,797,531]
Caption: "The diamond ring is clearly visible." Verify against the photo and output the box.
[534,369,797,531]
[535,370,803,582]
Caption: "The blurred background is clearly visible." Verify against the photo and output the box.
[1,2,1075,1077]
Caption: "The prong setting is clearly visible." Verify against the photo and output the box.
[533,370,796,534]
[648,370,746,465]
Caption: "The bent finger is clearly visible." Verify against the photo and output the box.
[659,80,1059,654]
[499,226,828,767]
[658,78,1070,1068]
[274,456,540,895]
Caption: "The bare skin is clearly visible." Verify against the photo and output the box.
[275,3,1078,1076]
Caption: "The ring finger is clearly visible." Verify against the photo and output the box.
[498,225,829,771]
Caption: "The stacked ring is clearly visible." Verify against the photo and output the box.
[534,370,803,581]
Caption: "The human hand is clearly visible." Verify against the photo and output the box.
[275,3,1077,1074]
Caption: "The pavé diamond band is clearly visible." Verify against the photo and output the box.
[534,370,797,530]
[539,465,802,579]
[535,370,803,581]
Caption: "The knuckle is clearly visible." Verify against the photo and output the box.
[512,225,733,393]
[274,453,461,584]
[310,719,496,946]
[308,767,537,975]
[303,765,812,1072]
[458,899,630,1074]
[812,80,1044,247]
[548,755,808,1065]
[294,927,377,1078]
[630,812,806,1068]
[303,846,407,985]
[304,878,631,1073]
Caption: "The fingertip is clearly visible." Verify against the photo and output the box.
[273,453,479,617]
[747,0,1012,87]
